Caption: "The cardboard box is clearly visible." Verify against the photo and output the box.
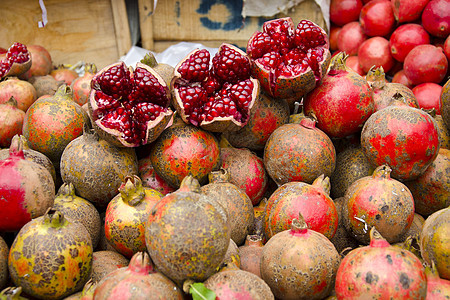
[139,0,327,52]
[0,0,131,69]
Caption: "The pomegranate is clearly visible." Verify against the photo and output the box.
[303,52,375,138]
[0,42,31,79]
[405,148,449,216]
[329,196,360,252]
[263,117,336,185]
[145,176,230,284]
[392,69,414,89]
[53,182,102,248]
[149,116,221,188]
[222,91,290,151]
[238,235,264,278]
[105,175,163,258]
[28,74,64,98]
[421,0,450,38]
[337,22,368,56]
[201,169,255,245]
[0,97,25,148]
[360,0,396,36]
[342,165,415,244]
[442,79,450,130]
[8,208,93,300]
[50,66,79,85]
[425,262,450,299]
[434,114,450,150]
[171,43,260,132]
[139,52,174,87]
[93,252,183,299]
[403,44,448,85]
[420,206,450,280]
[330,0,363,25]
[27,44,52,76]
[366,66,419,111]
[221,239,240,267]
[22,84,88,169]
[0,136,55,232]
[261,215,341,300]
[412,82,443,114]
[90,250,129,283]
[391,0,430,23]
[358,36,395,73]
[361,103,440,181]
[88,61,173,147]
[0,236,8,290]
[329,25,342,52]
[137,157,176,195]
[390,24,431,62]
[71,63,96,106]
[0,77,37,112]
[444,35,450,60]
[60,125,139,208]
[219,137,268,205]
[247,17,331,100]
[263,174,339,240]
[335,227,427,299]
[345,55,366,75]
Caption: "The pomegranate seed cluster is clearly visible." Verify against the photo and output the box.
[7,42,30,63]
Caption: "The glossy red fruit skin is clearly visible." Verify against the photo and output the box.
[403,44,448,85]
[392,69,414,89]
[337,22,368,56]
[412,82,443,114]
[421,0,450,38]
[330,0,364,26]
[389,24,431,62]
[391,0,430,23]
[27,45,52,76]
[345,55,366,75]
[444,35,450,61]
[263,175,339,240]
[361,104,440,181]
[335,228,427,300]
[0,78,37,112]
[303,52,375,138]
[360,0,396,37]
[329,25,342,52]
[358,37,395,74]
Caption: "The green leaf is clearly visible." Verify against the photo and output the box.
[189,282,216,300]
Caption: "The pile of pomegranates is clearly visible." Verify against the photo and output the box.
[0,6,449,297]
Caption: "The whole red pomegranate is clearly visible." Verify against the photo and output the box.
[335,227,427,299]
[0,97,25,147]
[93,252,183,299]
[89,61,173,147]
[303,52,375,138]
[389,24,431,62]
[413,82,443,114]
[337,22,368,56]
[330,0,364,26]
[358,36,395,73]
[0,77,37,112]
[345,55,365,75]
[361,104,440,181]
[27,44,52,76]
[71,63,96,106]
[22,84,88,169]
[263,175,339,240]
[238,235,264,278]
[392,69,414,89]
[261,215,341,300]
[171,43,260,132]
[0,42,31,80]
[263,117,336,186]
[421,0,450,38]
[0,136,55,232]
[247,17,331,100]
[444,35,450,60]
[50,66,79,85]
[425,262,450,299]
[360,0,396,36]
[137,157,176,195]
[391,0,430,23]
[149,116,221,188]
[329,25,342,52]
[403,44,448,85]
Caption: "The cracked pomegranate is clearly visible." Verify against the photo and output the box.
[247,17,331,101]
[88,61,173,147]
[0,42,31,79]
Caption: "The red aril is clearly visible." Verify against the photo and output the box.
[391,0,430,23]
[360,0,396,37]
[337,21,368,56]
[345,55,366,75]
[403,44,448,85]
[0,42,31,80]
[358,36,395,73]
[412,82,443,114]
[330,0,364,26]
[392,69,414,89]
[421,0,450,38]
[389,24,431,62]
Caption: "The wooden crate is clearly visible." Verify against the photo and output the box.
[139,0,327,52]
[0,0,131,69]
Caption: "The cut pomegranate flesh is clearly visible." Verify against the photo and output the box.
[172,44,259,131]
[0,42,31,78]
[90,62,172,146]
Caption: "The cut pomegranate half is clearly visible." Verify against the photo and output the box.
[247,18,331,101]
[171,43,260,132]
[0,42,31,79]
[88,61,173,147]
